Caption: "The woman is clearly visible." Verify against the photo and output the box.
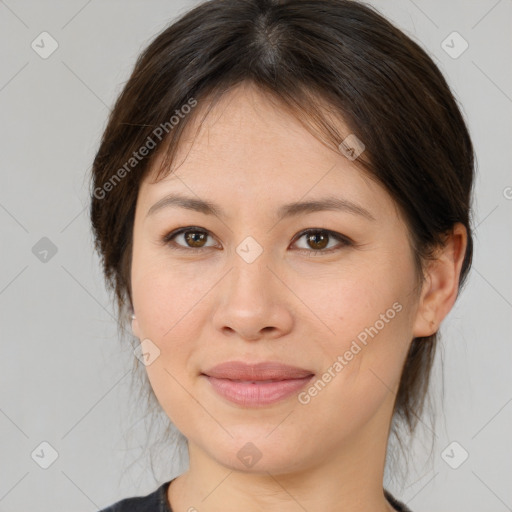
[90,0,474,510]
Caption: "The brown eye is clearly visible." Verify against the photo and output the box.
[306,232,329,250]
[293,229,352,254]
[163,227,217,251]
[162,227,352,255]
[184,230,208,248]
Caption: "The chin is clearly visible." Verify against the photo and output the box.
[201,431,312,475]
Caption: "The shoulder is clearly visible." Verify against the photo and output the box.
[98,480,174,512]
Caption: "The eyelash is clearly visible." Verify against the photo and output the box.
[161,226,353,256]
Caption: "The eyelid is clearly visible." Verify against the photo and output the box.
[161,227,353,253]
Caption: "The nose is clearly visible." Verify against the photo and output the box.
[211,250,294,342]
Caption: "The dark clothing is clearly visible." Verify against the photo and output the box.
[98,480,172,512]
[98,479,412,511]
[385,489,413,511]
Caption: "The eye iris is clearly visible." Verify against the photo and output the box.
[307,232,328,250]
[185,231,207,247]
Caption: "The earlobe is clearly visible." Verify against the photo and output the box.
[131,313,140,339]
[412,223,467,338]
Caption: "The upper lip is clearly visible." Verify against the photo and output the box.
[202,361,314,381]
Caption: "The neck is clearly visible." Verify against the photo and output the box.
[168,398,397,512]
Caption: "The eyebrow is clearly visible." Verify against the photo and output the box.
[146,193,376,221]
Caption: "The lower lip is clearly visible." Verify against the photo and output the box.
[203,375,314,407]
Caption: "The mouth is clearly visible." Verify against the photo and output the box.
[201,361,315,407]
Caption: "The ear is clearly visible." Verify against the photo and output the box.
[412,223,467,338]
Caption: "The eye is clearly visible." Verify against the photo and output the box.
[161,227,352,255]
[291,229,352,255]
[162,227,218,251]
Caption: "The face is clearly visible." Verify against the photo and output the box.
[130,82,424,474]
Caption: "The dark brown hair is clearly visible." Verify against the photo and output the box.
[89,0,474,462]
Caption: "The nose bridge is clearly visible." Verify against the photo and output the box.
[229,236,275,306]
[211,234,293,339]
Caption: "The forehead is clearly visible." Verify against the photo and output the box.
[139,83,397,220]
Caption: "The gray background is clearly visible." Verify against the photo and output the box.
[0,1,511,511]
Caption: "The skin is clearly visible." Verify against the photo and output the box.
[130,81,467,512]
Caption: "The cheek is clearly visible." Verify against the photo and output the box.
[293,280,414,438]
[314,245,415,341]
[130,263,209,429]
[301,245,417,393]
[131,240,211,338]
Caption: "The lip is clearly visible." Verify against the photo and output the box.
[203,361,314,380]
[201,361,315,407]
